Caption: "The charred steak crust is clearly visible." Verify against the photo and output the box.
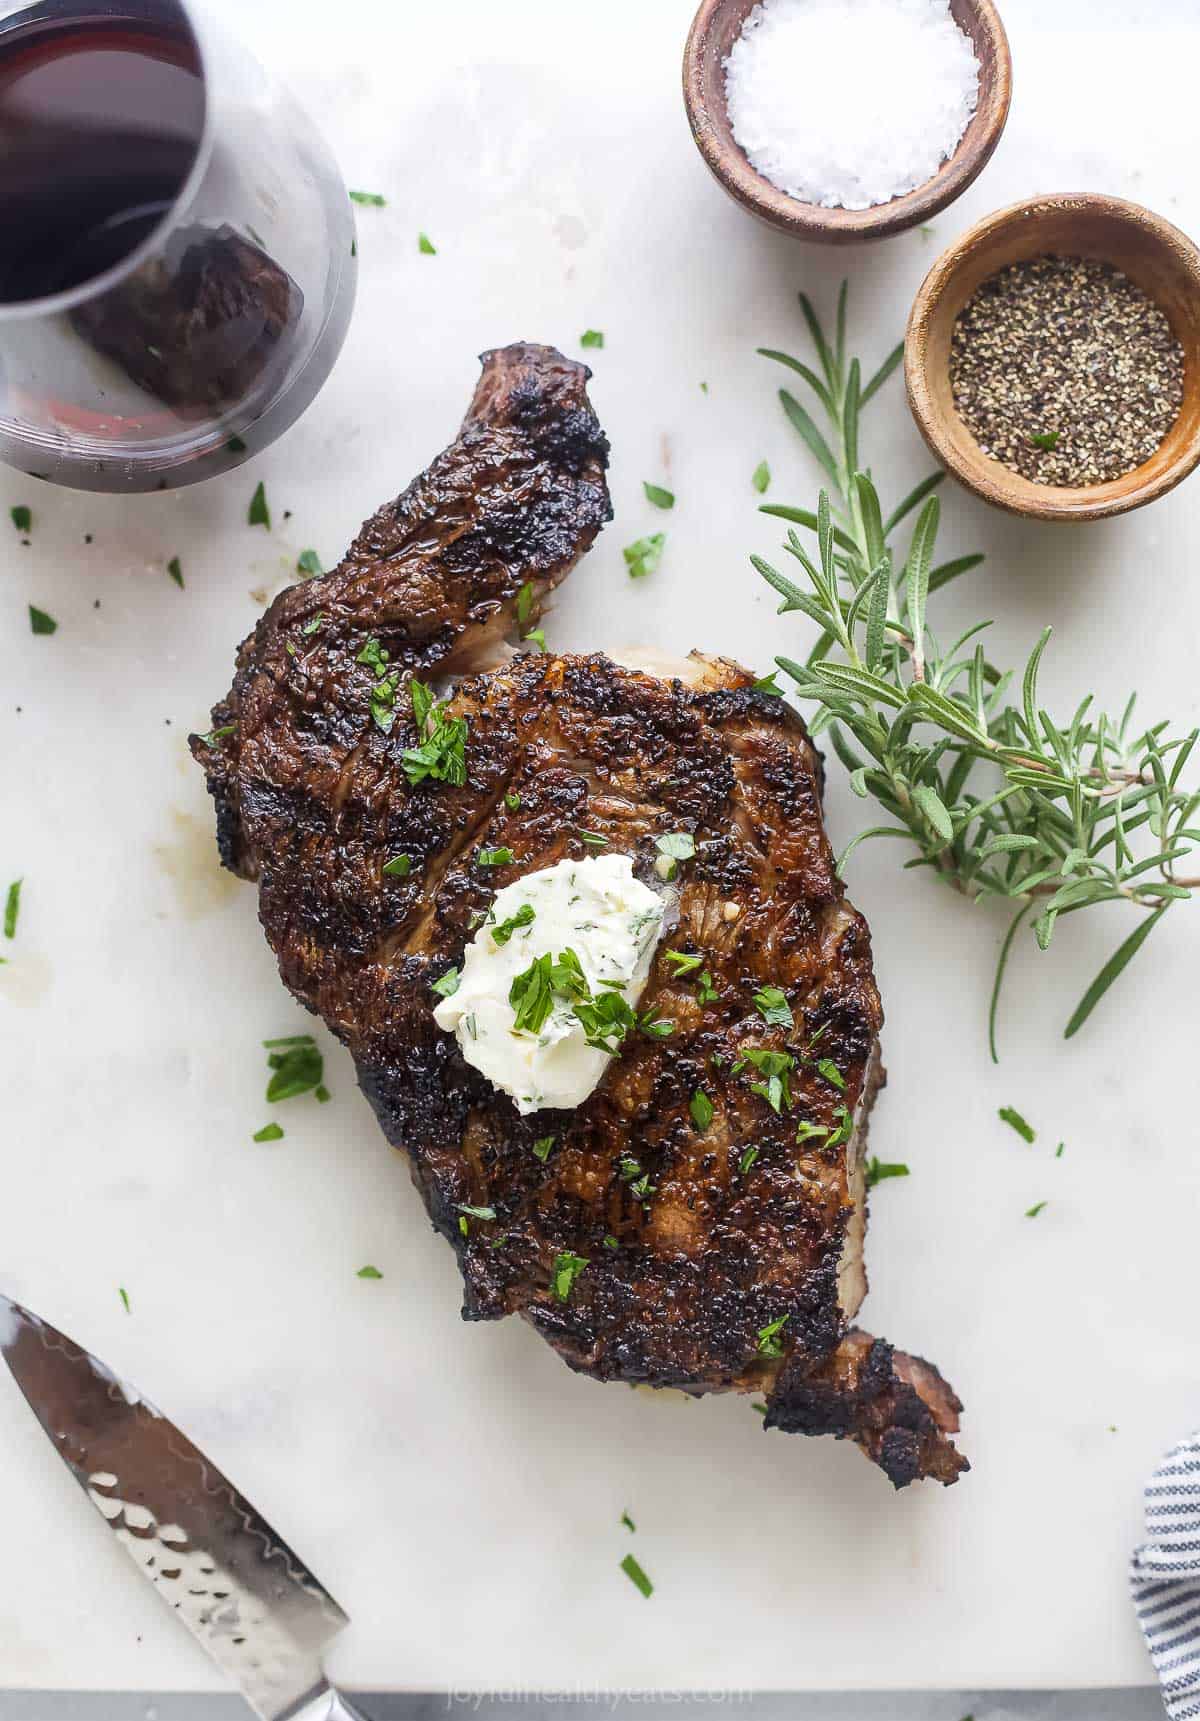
[191,343,966,1489]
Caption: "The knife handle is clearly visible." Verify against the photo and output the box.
[289,1683,374,1721]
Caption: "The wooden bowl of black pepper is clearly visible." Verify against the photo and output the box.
[905,194,1200,521]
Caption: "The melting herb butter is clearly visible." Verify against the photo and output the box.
[432,853,669,1114]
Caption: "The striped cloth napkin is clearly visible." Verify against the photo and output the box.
[1131,1431,1200,1718]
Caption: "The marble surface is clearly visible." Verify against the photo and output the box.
[1,0,1197,1701]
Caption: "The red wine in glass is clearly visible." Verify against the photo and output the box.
[0,1,356,491]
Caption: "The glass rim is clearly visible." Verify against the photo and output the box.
[0,0,215,324]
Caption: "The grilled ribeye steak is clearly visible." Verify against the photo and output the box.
[192,342,966,1488]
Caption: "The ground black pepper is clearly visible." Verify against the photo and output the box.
[949,255,1184,487]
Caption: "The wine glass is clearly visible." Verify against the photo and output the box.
[0,0,357,491]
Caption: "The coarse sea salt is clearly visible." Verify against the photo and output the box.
[724,0,980,212]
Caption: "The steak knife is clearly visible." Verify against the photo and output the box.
[0,1293,370,1721]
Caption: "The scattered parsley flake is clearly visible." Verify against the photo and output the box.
[263,1034,323,1103]
[200,724,235,747]
[349,190,386,206]
[815,1057,845,1091]
[751,1400,767,1416]
[403,680,468,786]
[492,903,535,945]
[551,1250,588,1302]
[576,830,607,847]
[603,1234,619,1249]
[752,460,771,494]
[297,549,323,576]
[751,672,783,696]
[167,556,184,588]
[1055,1141,1065,1158]
[248,481,270,529]
[418,231,437,253]
[865,1158,909,1189]
[666,950,703,977]
[382,853,412,878]
[523,628,546,651]
[315,1084,331,1104]
[357,1264,383,1278]
[753,985,793,1028]
[621,1510,636,1532]
[620,1553,653,1598]
[623,532,665,580]
[581,330,605,349]
[302,613,325,637]
[4,879,21,940]
[431,966,460,999]
[533,1135,555,1163]
[28,605,56,635]
[457,1204,497,1221]
[690,1089,715,1131]
[1025,1201,1048,1219]
[757,1314,789,1358]
[11,505,31,532]
[118,1287,130,1314]
[643,482,674,510]
[656,831,696,862]
[253,1122,284,1142]
[1030,430,1061,451]
[505,792,522,811]
[999,1105,1035,1143]
[696,970,718,1004]
[740,1146,759,1175]
[477,846,514,868]
[516,582,534,627]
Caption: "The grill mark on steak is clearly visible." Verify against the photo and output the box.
[191,342,965,1488]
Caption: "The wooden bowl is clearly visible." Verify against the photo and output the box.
[905,194,1200,522]
[682,0,1012,245]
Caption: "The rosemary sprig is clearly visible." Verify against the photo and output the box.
[755,286,1200,1055]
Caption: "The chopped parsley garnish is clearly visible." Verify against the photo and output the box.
[516,581,534,627]
[316,1084,331,1103]
[757,1315,789,1358]
[457,1204,496,1221]
[263,1034,324,1102]
[431,966,460,999]
[1055,1141,1065,1158]
[751,672,783,696]
[1026,1201,1048,1219]
[1030,430,1061,451]
[492,903,535,945]
[403,680,468,785]
[199,723,236,747]
[576,830,607,847]
[297,548,323,576]
[752,460,771,495]
[357,1264,383,1278]
[620,1553,653,1598]
[11,505,31,533]
[370,673,400,732]
[28,604,56,635]
[621,1510,636,1531]
[751,1401,767,1416]
[248,481,270,528]
[999,1105,1035,1144]
[666,950,703,977]
[417,231,437,253]
[551,1250,588,1302]
[505,792,522,811]
[300,613,326,636]
[167,556,184,588]
[643,482,675,510]
[753,985,793,1028]
[358,637,389,674]
[458,1216,468,1236]
[623,532,665,580]
[815,1057,845,1091]
[865,1158,909,1188]
[477,847,514,868]
[638,1013,675,1040]
[253,1123,284,1142]
[532,1135,555,1162]
[574,987,637,1054]
[349,189,386,206]
[4,879,21,940]
[655,832,696,861]
[382,853,412,878]
[581,330,605,349]
[690,1089,714,1131]
[603,1234,619,1249]
[737,1048,795,1114]
[523,627,546,651]
[739,1145,759,1175]
[509,953,557,1034]
[118,1287,130,1314]
[696,970,718,1004]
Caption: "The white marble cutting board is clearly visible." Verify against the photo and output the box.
[2,0,1199,1695]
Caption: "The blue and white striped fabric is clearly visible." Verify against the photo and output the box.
[1132,1431,1200,1718]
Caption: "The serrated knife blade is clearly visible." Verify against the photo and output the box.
[0,1294,370,1721]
